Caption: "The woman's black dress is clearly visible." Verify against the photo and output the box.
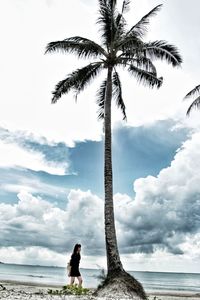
[69,253,81,277]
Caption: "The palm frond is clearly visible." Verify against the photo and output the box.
[96,79,107,120]
[117,34,143,52]
[133,57,157,74]
[108,0,117,10]
[97,1,130,50]
[45,36,106,58]
[52,63,103,103]
[97,0,113,47]
[113,71,127,120]
[74,63,103,98]
[122,0,130,14]
[112,13,127,49]
[113,0,131,45]
[128,64,163,88]
[184,85,200,100]
[143,40,182,67]
[112,0,130,47]
[119,56,157,74]
[115,12,126,34]
[126,4,162,38]
[186,96,200,116]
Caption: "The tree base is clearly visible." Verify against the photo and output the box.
[92,270,147,300]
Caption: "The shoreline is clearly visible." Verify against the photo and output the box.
[0,280,200,299]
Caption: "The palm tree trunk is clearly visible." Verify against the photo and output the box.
[95,67,148,300]
[104,65,124,276]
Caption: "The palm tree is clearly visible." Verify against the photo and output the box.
[184,85,200,115]
[45,0,182,298]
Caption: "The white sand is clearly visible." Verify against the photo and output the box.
[0,281,200,300]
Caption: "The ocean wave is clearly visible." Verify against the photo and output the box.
[26,275,45,278]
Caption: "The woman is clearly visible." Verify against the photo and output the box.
[68,243,83,287]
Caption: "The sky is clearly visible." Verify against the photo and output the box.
[0,0,200,273]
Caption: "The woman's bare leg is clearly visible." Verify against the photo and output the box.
[70,276,75,285]
[77,276,83,287]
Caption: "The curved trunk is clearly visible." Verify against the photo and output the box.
[104,65,124,276]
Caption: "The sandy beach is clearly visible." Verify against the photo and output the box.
[0,281,200,300]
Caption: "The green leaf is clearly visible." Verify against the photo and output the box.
[51,62,103,103]
[112,70,127,120]
[128,64,163,88]
[121,0,131,14]
[186,96,200,116]
[142,40,182,67]
[45,36,106,58]
[96,79,107,120]
[184,85,200,100]
[126,5,162,38]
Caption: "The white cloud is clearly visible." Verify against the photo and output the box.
[0,140,68,175]
[0,189,104,255]
[134,131,200,202]
[1,180,68,199]
[0,246,66,267]
[112,132,200,256]
[17,191,52,217]
[180,233,200,260]
[119,249,199,273]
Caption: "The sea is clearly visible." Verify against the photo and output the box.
[0,263,200,294]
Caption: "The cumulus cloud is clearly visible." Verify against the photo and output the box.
[0,189,104,255]
[114,131,200,255]
[0,246,66,266]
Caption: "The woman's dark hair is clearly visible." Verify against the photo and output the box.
[72,243,81,255]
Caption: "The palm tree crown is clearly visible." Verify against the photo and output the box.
[45,0,182,120]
